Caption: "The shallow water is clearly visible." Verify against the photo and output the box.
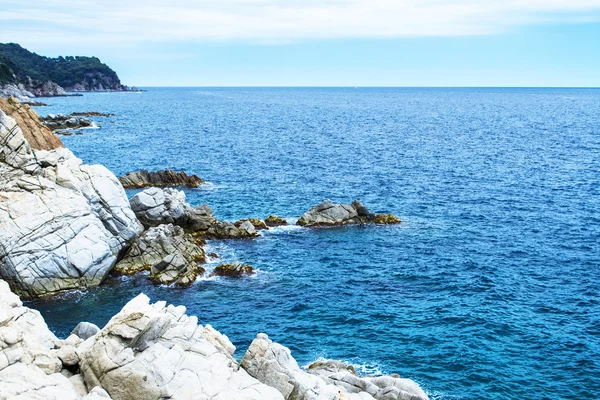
[27,87,600,399]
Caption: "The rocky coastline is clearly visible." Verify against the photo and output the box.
[0,97,427,399]
[119,169,205,188]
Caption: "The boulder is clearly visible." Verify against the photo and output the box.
[71,322,101,341]
[149,253,206,287]
[129,187,215,230]
[235,218,269,230]
[297,200,401,227]
[114,224,206,286]
[0,106,143,297]
[308,360,429,400]
[265,215,288,227]
[0,279,82,399]
[77,293,284,400]
[241,334,428,400]
[211,262,254,278]
[130,188,259,239]
[119,169,205,188]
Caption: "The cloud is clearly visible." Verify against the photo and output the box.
[1,0,600,45]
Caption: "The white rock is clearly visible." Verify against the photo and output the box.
[71,322,101,341]
[77,293,284,400]
[241,334,429,400]
[0,279,83,399]
[0,109,143,297]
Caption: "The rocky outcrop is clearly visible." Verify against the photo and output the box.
[211,262,254,278]
[130,187,258,239]
[119,169,205,189]
[235,218,269,230]
[297,200,401,227]
[0,83,35,103]
[40,113,94,131]
[241,334,428,400]
[0,104,142,297]
[77,293,284,400]
[265,215,288,227]
[0,96,63,150]
[114,224,206,287]
[0,279,109,399]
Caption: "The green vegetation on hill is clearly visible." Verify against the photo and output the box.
[0,43,124,90]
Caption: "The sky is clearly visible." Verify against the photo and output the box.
[0,0,599,87]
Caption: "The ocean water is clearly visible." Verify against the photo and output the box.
[26,87,600,399]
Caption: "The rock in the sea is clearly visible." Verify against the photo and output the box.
[130,187,214,229]
[308,360,429,400]
[0,279,83,399]
[297,200,401,227]
[77,293,284,400]
[0,103,142,297]
[40,113,94,131]
[114,223,206,287]
[235,218,269,230]
[71,322,101,341]
[241,334,428,400]
[130,187,259,239]
[211,262,254,278]
[265,215,288,227]
[119,169,205,188]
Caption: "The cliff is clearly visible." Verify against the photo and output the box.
[0,96,63,150]
[0,43,136,98]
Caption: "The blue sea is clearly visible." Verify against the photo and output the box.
[27,88,600,399]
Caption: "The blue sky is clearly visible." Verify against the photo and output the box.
[1,0,599,86]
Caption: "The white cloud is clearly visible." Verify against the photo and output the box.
[1,0,600,45]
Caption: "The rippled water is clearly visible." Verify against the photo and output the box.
[27,88,600,399]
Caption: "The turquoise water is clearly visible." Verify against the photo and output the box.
[27,88,600,399]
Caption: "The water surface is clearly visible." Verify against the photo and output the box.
[28,87,600,400]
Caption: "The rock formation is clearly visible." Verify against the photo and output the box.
[0,96,63,150]
[40,113,94,131]
[0,102,142,297]
[235,218,269,230]
[77,293,284,400]
[241,334,429,400]
[130,187,258,239]
[0,279,110,399]
[1,276,431,400]
[265,215,288,227]
[211,262,255,278]
[114,224,206,286]
[119,169,205,189]
[297,200,401,227]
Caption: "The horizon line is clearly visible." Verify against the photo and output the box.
[131,85,600,89]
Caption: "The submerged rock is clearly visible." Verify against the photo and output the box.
[70,112,114,117]
[119,169,205,188]
[0,104,142,297]
[241,334,428,400]
[265,215,288,227]
[211,262,254,278]
[77,293,284,400]
[297,200,401,227]
[115,224,206,286]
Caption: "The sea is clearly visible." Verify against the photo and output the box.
[26,87,600,399]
